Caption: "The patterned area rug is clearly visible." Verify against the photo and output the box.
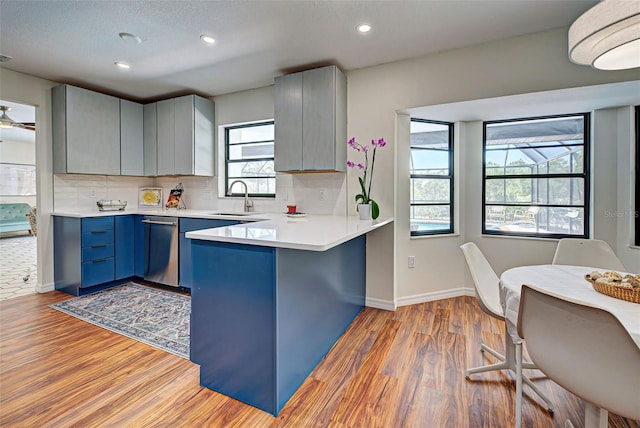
[50,283,190,359]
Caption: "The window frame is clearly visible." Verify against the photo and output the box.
[224,120,276,198]
[410,118,454,236]
[635,106,639,246]
[482,113,591,239]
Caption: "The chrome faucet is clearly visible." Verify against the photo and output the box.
[227,180,254,212]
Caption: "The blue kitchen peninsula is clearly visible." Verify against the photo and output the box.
[186,215,393,416]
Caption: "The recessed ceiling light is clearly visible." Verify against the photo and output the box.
[118,32,142,44]
[200,34,216,44]
[114,61,131,70]
[357,24,371,33]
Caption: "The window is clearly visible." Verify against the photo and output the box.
[225,121,275,197]
[483,114,590,238]
[635,106,639,246]
[410,119,454,236]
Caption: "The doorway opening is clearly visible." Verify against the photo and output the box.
[0,100,37,300]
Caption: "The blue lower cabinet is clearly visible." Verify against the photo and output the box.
[54,215,136,296]
[82,258,115,287]
[190,235,366,416]
[179,218,238,288]
[134,215,144,277]
[115,216,134,279]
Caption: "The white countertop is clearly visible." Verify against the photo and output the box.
[52,209,394,251]
[186,214,394,251]
[51,209,269,222]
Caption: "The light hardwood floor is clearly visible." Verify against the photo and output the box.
[0,291,638,427]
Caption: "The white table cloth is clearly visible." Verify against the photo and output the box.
[499,264,640,428]
[500,264,640,349]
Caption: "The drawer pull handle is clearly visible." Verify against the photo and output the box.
[92,258,109,263]
[91,244,107,248]
[91,230,108,234]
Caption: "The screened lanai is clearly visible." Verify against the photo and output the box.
[483,115,588,237]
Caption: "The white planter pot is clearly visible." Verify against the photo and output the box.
[358,203,371,220]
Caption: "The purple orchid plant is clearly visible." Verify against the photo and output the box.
[347,137,387,219]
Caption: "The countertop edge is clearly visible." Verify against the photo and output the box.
[186,217,394,251]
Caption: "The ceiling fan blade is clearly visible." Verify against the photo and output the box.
[23,123,36,131]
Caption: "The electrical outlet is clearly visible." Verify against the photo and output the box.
[319,189,326,201]
[90,188,96,198]
[408,256,415,268]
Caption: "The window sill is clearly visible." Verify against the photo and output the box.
[410,232,460,240]
[481,233,560,242]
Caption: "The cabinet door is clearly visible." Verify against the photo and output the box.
[143,103,158,176]
[302,67,336,171]
[115,215,134,279]
[193,96,215,176]
[274,72,303,172]
[178,218,238,288]
[156,98,175,175]
[65,86,121,175]
[174,95,195,175]
[134,215,145,277]
[120,100,144,176]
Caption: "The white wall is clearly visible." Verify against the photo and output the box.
[347,27,639,307]
[0,68,57,292]
[0,135,37,207]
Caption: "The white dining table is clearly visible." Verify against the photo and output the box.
[499,264,640,428]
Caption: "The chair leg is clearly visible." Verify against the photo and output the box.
[516,342,523,428]
[522,374,554,412]
[480,343,505,361]
[465,360,511,379]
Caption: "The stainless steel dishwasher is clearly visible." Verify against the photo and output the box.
[142,216,179,287]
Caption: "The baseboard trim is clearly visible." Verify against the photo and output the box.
[396,287,475,307]
[37,282,55,293]
[365,297,396,311]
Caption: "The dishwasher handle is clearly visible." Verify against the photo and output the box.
[142,219,178,226]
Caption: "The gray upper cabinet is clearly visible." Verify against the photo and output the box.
[52,85,121,175]
[143,103,158,176]
[149,95,215,176]
[274,65,347,172]
[120,99,144,176]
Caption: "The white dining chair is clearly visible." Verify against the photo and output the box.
[459,243,554,413]
[552,238,626,271]
[517,284,640,428]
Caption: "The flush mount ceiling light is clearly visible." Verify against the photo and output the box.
[200,34,216,44]
[568,0,640,70]
[118,32,142,44]
[114,61,131,70]
[356,23,371,33]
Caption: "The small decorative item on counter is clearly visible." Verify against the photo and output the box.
[139,187,163,208]
[166,182,185,209]
[286,205,297,214]
[97,200,127,211]
[346,136,387,220]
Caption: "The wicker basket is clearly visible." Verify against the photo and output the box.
[584,275,640,304]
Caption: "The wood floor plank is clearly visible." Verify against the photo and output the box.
[0,291,638,427]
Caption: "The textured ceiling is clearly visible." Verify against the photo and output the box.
[0,0,597,102]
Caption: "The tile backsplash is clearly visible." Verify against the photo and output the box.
[54,173,348,215]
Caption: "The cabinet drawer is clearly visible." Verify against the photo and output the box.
[82,216,114,232]
[82,229,114,247]
[82,258,115,287]
[82,243,114,262]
